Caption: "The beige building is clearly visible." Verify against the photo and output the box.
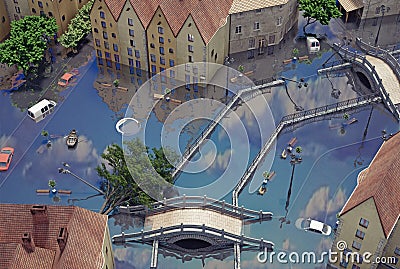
[330,132,400,269]
[228,0,298,58]
[337,0,400,23]
[0,0,10,42]
[0,204,115,269]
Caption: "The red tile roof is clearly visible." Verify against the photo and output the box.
[0,204,109,269]
[340,132,400,238]
[104,0,233,44]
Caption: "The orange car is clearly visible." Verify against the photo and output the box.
[0,147,14,171]
[58,72,74,86]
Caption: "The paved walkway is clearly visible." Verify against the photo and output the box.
[366,55,400,104]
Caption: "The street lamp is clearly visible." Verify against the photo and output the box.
[58,162,105,195]
[374,5,389,47]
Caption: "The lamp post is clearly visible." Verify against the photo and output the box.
[374,5,387,47]
[58,162,105,195]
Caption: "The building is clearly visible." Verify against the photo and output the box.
[1,0,90,38]
[228,0,298,58]
[0,204,115,269]
[0,0,10,41]
[337,0,400,23]
[329,132,400,269]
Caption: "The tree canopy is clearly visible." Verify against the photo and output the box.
[97,139,179,215]
[0,16,58,74]
[299,0,342,35]
[59,0,94,50]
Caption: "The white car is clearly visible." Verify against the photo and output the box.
[295,217,332,236]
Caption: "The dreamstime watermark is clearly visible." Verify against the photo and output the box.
[257,240,398,265]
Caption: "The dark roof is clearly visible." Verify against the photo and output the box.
[340,132,400,238]
[0,204,108,269]
[103,0,233,44]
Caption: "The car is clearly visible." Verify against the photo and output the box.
[0,147,14,171]
[58,72,74,86]
[295,217,332,236]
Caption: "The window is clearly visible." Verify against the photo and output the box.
[95,39,100,47]
[254,22,260,30]
[188,45,193,52]
[38,1,43,8]
[235,25,242,34]
[130,40,135,47]
[100,11,105,18]
[105,52,110,59]
[340,259,348,268]
[160,57,165,65]
[188,55,193,62]
[255,8,261,13]
[169,48,174,54]
[112,33,116,38]
[40,10,45,16]
[351,264,360,269]
[113,44,118,52]
[355,229,365,239]
[352,240,361,250]
[158,26,164,34]
[359,218,369,228]
[129,29,134,36]
[114,54,120,62]
[248,38,255,49]
[127,48,132,56]
[277,16,283,26]
[94,28,98,33]
[103,31,108,39]
[150,54,156,62]
[185,74,190,89]
[115,63,120,70]
[151,65,156,73]
[62,15,65,21]
[150,43,155,48]
[375,7,381,15]
[169,59,174,67]
[104,41,109,49]
[211,49,214,57]
[15,7,20,13]
[135,60,141,68]
[160,67,165,72]
[268,34,275,45]
[134,50,140,58]
[159,37,164,44]
[101,21,106,28]
[395,247,400,256]
[188,34,194,42]
[159,47,164,55]
[97,50,102,57]
[170,70,175,78]
[32,8,36,13]
[128,58,134,66]
[128,18,133,26]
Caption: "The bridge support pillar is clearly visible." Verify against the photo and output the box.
[150,240,159,269]
[234,243,241,269]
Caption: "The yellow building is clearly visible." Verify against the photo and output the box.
[330,132,400,269]
[0,0,10,41]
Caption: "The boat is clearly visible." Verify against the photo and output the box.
[66,129,78,148]
[267,171,276,180]
[288,137,297,147]
[258,185,267,195]
[342,118,358,126]
[281,149,287,159]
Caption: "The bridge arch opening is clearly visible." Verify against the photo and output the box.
[356,72,372,89]
[175,238,212,249]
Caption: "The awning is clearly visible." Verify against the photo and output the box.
[338,0,364,12]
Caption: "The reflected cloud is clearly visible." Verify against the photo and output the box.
[0,135,17,148]
[114,247,151,269]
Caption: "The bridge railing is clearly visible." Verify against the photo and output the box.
[356,38,400,84]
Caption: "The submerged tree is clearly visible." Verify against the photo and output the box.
[298,0,342,35]
[0,16,58,74]
[96,139,178,215]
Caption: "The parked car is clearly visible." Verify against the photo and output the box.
[27,99,57,123]
[306,37,320,54]
[58,72,74,86]
[295,217,332,236]
[0,147,14,171]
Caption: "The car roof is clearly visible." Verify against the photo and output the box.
[61,73,74,80]
[309,220,324,231]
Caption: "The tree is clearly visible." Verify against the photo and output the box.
[298,0,342,35]
[0,16,58,74]
[59,0,94,51]
[96,139,178,215]
[295,146,302,154]
[48,179,56,188]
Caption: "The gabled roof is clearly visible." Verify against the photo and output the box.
[0,204,109,269]
[340,132,400,238]
[103,0,233,44]
[229,0,287,14]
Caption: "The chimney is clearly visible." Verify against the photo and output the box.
[22,233,35,253]
[57,227,68,253]
[30,205,48,223]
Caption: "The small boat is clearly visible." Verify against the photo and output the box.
[281,149,287,159]
[288,137,297,147]
[342,118,358,126]
[258,185,267,195]
[66,129,78,148]
[267,171,276,180]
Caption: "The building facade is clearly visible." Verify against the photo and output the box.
[329,132,400,269]
[337,0,400,23]
[0,0,10,41]
[228,0,298,58]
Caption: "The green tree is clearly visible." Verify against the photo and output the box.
[59,0,94,51]
[298,0,342,35]
[295,146,303,154]
[48,179,56,188]
[97,139,178,215]
[0,16,58,74]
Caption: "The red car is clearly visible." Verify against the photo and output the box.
[58,72,74,87]
[0,147,14,171]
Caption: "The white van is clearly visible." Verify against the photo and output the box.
[27,99,57,122]
[306,37,320,54]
